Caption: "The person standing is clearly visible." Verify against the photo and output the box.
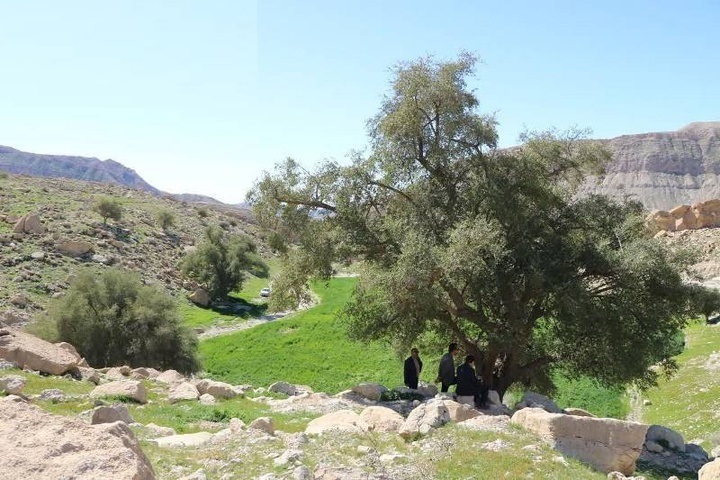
[403,348,423,389]
[436,343,459,393]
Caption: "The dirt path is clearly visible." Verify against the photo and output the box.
[197,312,290,339]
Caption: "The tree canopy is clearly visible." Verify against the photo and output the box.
[181,225,269,299]
[53,268,199,373]
[248,53,717,398]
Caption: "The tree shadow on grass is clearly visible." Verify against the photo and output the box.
[210,295,268,319]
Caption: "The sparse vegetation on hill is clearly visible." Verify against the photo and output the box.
[0,173,261,323]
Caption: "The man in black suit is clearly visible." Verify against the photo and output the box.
[403,348,423,389]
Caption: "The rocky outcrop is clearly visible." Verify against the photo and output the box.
[646,199,720,233]
[511,407,648,475]
[0,328,79,375]
[0,396,154,479]
[580,122,720,210]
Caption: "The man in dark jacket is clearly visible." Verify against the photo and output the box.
[436,343,459,392]
[455,355,488,408]
[403,348,423,389]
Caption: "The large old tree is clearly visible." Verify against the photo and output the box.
[249,53,712,398]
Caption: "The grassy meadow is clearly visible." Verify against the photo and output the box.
[199,277,415,393]
[640,321,720,450]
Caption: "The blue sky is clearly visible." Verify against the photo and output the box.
[1,1,718,203]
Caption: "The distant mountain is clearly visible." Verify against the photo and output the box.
[0,145,231,206]
[580,122,720,210]
[0,146,161,195]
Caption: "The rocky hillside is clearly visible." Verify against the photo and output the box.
[579,122,720,210]
[0,172,264,325]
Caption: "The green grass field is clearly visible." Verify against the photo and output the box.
[200,277,416,393]
[640,321,720,451]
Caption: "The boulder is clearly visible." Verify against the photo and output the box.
[416,381,438,398]
[399,399,452,440]
[196,379,237,399]
[12,213,45,234]
[54,342,81,361]
[0,396,154,479]
[156,369,185,385]
[105,367,129,381]
[56,240,94,257]
[0,328,79,375]
[91,404,134,425]
[248,417,275,435]
[169,382,200,403]
[510,408,648,475]
[305,410,369,435]
[131,367,151,380]
[514,392,563,414]
[0,374,26,395]
[269,381,299,396]
[90,380,148,404]
[78,366,101,384]
[457,414,510,432]
[645,424,686,452]
[350,382,388,401]
[189,288,210,307]
[700,457,720,479]
[444,399,482,422]
[199,393,216,405]
[359,406,405,433]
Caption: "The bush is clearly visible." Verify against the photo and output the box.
[93,196,123,224]
[181,225,268,299]
[155,209,176,231]
[49,268,199,373]
[197,207,209,218]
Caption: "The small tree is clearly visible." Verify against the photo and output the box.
[181,225,269,299]
[51,268,199,373]
[93,196,122,224]
[155,208,176,231]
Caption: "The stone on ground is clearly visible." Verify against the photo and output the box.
[90,380,148,404]
[0,374,26,395]
[511,407,648,475]
[305,410,369,435]
[249,417,275,435]
[0,328,79,375]
[359,406,404,433]
[153,432,214,448]
[195,379,237,399]
[91,404,134,425]
[0,396,154,479]
[168,382,199,403]
[350,382,387,401]
[399,399,451,440]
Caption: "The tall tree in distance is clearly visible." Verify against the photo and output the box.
[181,225,268,300]
[248,53,718,399]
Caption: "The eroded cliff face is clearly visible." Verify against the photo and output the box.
[579,122,720,210]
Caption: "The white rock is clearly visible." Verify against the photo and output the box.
[90,380,148,404]
[153,432,214,448]
[0,374,26,395]
[168,382,199,403]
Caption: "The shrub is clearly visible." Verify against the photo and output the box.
[197,207,209,218]
[0,170,8,180]
[155,208,176,231]
[93,196,123,224]
[181,225,268,299]
[50,268,199,373]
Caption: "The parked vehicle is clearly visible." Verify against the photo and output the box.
[260,287,271,297]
